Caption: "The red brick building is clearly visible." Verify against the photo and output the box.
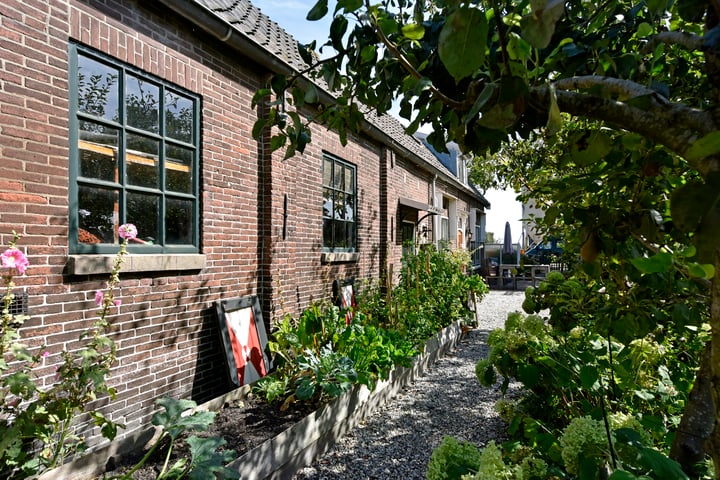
[0,0,488,450]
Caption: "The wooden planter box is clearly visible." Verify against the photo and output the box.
[38,321,464,480]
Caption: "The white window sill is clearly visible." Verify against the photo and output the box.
[320,252,359,264]
[67,254,206,275]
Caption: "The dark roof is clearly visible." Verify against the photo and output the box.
[165,0,488,206]
[415,132,458,175]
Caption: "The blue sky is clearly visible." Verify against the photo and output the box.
[258,1,523,243]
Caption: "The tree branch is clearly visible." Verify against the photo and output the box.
[531,84,720,175]
[554,76,661,100]
[641,31,704,54]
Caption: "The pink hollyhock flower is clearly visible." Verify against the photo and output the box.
[113,299,121,307]
[118,223,137,240]
[1,248,29,275]
[95,290,104,306]
[41,351,50,358]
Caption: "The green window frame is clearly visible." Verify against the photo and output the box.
[322,153,356,252]
[68,44,200,254]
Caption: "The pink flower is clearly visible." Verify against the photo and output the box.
[1,248,29,275]
[95,290,104,306]
[118,224,137,240]
[41,351,50,358]
[113,299,121,307]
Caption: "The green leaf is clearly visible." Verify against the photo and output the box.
[337,0,362,13]
[295,378,316,400]
[677,0,706,22]
[304,85,319,104]
[438,7,488,82]
[520,0,565,48]
[579,365,599,389]
[630,252,673,274]
[685,131,720,161]
[306,0,328,21]
[671,173,720,262]
[360,45,376,64]
[330,16,348,50]
[186,435,240,480]
[251,119,267,140]
[401,23,425,40]
[377,17,399,35]
[570,130,612,165]
[634,389,655,401]
[151,397,214,441]
[251,88,271,109]
[270,75,287,96]
[609,471,639,479]
[636,22,653,38]
[270,135,287,152]
[297,42,316,66]
[688,262,715,279]
[517,364,540,387]
[466,84,496,124]
[546,83,562,135]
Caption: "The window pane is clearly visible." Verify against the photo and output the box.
[78,122,119,182]
[78,186,118,244]
[77,54,119,121]
[166,198,193,244]
[345,221,355,249]
[333,164,344,190]
[126,74,159,133]
[345,194,354,221]
[127,192,159,244]
[323,157,332,187]
[323,188,333,218]
[126,133,159,188]
[344,166,354,193]
[333,220,347,248]
[165,90,194,143]
[334,192,345,219]
[323,218,333,246]
[166,144,193,193]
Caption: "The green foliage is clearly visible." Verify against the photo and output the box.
[108,397,239,480]
[295,345,358,400]
[0,232,123,479]
[426,436,482,480]
[385,246,488,346]
[257,246,487,409]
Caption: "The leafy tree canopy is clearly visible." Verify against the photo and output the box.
[251,0,720,473]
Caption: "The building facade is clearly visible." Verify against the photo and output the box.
[0,0,487,449]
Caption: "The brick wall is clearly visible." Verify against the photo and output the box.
[0,0,488,459]
[0,0,403,450]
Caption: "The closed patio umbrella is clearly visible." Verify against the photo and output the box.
[503,221,513,255]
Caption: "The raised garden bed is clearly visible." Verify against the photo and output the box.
[38,321,464,480]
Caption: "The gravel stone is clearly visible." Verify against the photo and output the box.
[292,290,527,480]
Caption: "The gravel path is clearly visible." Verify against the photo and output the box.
[293,290,526,480]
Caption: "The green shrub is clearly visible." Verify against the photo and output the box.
[426,436,482,480]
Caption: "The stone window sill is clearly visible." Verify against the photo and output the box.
[320,252,359,264]
[67,254,206,275]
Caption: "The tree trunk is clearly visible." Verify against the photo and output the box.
[708,252,720,478]
[670,343,714,476]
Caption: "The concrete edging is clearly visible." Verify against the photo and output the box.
[225,320,464,480]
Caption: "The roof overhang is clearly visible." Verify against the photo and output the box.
[398,197,444,215]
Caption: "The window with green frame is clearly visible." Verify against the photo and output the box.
[322,153,356,251]
[69,44,200,254]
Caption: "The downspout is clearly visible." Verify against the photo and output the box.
[431,175,438,248]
